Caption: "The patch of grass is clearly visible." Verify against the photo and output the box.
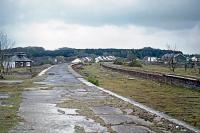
[87,76,99,86]
[113,58,124,65]
[0,65,52,132]
[0,87,21,132]
[4,64,52,80]
[126,60,142,67]
[0,79,34,133]
[76,63,200,128]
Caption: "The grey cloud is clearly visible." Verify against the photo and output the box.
[1,0,200,29]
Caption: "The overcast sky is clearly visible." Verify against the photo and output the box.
[0,0,200,54]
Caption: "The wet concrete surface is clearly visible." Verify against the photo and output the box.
[0,93,12,107]
[0,93,10,99]
[0,80,23,84]
[10,64,108,133]
[9,63,159,133]
[0,101,13,107]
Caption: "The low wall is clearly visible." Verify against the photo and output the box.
[101,63,200,90]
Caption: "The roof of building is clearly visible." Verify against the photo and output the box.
[162,53,174,59]
[174,53,186,58]
[162,53,185,59]
[10,55,32,62]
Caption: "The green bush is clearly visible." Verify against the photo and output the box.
[113,58,124,65]
[87,76,99,86]
[128,60,142,67]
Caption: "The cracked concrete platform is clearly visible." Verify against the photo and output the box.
[112,125,155,133]
[9,63,172,133]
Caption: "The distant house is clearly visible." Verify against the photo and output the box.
[82,57,93,63]
[191,56,198,62]
[161,53,174,63]
[71,58,82,64]
[143,56,157,63]
[95,56,116,63]
[173,54,187,63]
[95,56,103,63]
[72,56,116,64]
[162,53,186,64]
[3,53,32,68]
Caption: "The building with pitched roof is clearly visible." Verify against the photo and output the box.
[3,53,32,68]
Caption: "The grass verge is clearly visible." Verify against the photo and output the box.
[75,63,200,128]
[0,80,34,133]
[87,76,99,86]
[3,64,52,80]
[0,65,50,133]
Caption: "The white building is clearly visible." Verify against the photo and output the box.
[191,56,198,62]
[72,58,82,64]
[95,56,116,63]
[144,56,157,63]
[3,53,32,68]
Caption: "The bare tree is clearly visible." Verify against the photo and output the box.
[166,44,177,72]
[0,31,15,78]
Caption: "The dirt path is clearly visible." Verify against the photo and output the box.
[9,63,194,133]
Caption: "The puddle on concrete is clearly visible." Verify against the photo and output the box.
[91,106,123,115]
[0,80,23,84]
[48,72,55,75]
[15,88,108,133]
[0,101,13,107]
[10,64,110,133]
[57,108,78,115]
[16,103,108,132]
[0,93,10,99]
[0,93,12,107]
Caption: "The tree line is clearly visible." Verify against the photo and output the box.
[7,46,182,59]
